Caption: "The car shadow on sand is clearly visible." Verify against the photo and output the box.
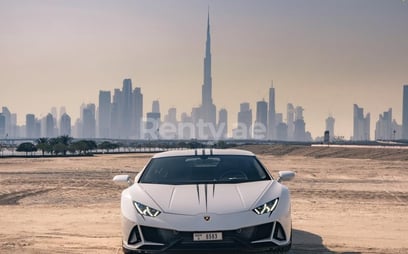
[291,229,360,254]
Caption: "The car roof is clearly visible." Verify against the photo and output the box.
[152,149,255,159]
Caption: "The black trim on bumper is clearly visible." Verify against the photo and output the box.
[124,222,291,253]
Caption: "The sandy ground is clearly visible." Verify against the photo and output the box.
[0,147,407,254]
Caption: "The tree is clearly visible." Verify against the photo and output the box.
[48,136,73,155]
[57,135,73,155]
[53,142,67,155]
[98,141,119,153]
[36,138,50,156]
[16,142,37,156]
[70,140,97,155]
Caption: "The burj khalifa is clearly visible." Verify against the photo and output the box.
[199,10,217,137]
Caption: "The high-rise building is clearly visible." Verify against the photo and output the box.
[133,87,143,139]
[163,107,177,139]
[11,113,18,138]
[255,100,268,139]
[375,108,392,140]
[82,104,96,138]
[268,84,276,140]
[60,113,71,136]
[392,120,402,140]
[0,114,5,137]
[2,107,11,137]
[402,85,408,139]
[199,10,217,138]
[180,112,194,140]
[111,88,121,138]
[218,108,228,140]
[287,103,295,140]
[145,101,161,139]
[51,107,58,129]
[152,100,160,114]
[235,103,252,139]
[165,107,177,124]
[26,114,36,138]
[325,116,335,140]
[275,113,283,125]
[98,90,111,138]
[295,106,304,120]
[353,104,370,141]
[276,122,288,141]
[45,113,55,138]
[121,79,133,138]
[294,119,306,141]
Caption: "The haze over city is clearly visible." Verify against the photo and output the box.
[1,0,408,139]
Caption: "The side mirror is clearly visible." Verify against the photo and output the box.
[113,174,133,185]
[277,171,295,183]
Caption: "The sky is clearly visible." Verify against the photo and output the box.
[1,0,408,139]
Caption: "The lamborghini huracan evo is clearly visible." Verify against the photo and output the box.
[113,149,295,253]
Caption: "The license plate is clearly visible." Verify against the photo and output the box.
[193,232,223,241]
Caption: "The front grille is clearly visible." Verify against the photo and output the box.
[140,222,274,245]
[248,222,273,240]
[141,226,178,243]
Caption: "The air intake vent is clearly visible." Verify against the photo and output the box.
[128,226,141,244]
[273,222,286,241]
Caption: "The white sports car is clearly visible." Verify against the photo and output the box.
[113,149,295,253]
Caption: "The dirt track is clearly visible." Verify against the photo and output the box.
[0,148,407,253]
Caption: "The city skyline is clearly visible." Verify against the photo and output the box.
[2,80,408,141]
[1,1,408,138]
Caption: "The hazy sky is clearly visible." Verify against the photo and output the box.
[1,0,408,139]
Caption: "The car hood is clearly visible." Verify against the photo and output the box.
[138,181,274,215]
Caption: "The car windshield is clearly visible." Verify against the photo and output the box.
[139,155,271,185]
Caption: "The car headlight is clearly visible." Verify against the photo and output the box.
[253,198,279,215]
[133,201,161,217]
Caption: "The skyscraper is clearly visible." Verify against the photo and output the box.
[294,119,306,141]
[287,103,295,140]
[325,116,335,141]
[111,88,122,138]
[26,114,36,138]
[0,114,6,138]
[268,84,276,140]
[82,104,96,138]
[402,85,408,139]
[152,100,160,114]
[133,87,143,139]
[256,100,268,139]
[45,113,55,138]
[121,79,133,138]
[353,104,370,141]
[165,107,177,125]
[2,107,11,137]
[375,108,392,140]
[145,101,161,140]
[98,90,111,138]
[218,108,228,139]
[235,102,252,139]
[60,113,71,136]
[199,10,217,138]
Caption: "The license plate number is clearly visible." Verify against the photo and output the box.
[193,232,223,241]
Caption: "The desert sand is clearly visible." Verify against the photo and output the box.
[0,146,407,254]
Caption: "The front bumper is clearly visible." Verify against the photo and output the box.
[122,221,291,253]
